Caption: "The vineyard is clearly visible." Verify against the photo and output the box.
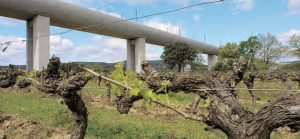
[0,55,300,139]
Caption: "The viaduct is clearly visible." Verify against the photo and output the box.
[0,0,218,72]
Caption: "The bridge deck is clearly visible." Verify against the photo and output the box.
[0,0,218,55]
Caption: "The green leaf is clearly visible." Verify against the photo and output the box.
[144,90,156,101]
[144,99,152,109]
[130,88,140,96]
[156,86,164,93]
[204,98,212,108]
[161,80,170,87]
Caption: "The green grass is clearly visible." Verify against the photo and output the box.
[0,91,224,139]
[237,80,298,111]
[0,91,73,129]
[86,108,223,139]
[1,79,300,139]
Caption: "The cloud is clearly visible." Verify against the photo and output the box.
[0,36,26,65]
[50,35,127,62]
[0,33,164,65]
[92,35,163,61]
[50,35,74,56]
[233,0,254,12]
[0,17,23,26]
[278,29,300,43]
[52,34,163,62]
[193,14,201,21]
[146,45,163,60]
[286,0,300,15]
[144,19,184,35]
[92,35,103,41]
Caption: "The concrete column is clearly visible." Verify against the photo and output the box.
[207,54,217,71]
[182,64,191,72]
[26,20,33,71]
[26,15,50,71]
[126,38,146,73]
[134,38,146,73]
[127,40,135,71]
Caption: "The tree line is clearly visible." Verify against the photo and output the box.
[161,33,300,72]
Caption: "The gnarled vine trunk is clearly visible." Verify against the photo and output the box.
[115,90,143,114]
[141,58,300,139]
[18,56,90,139]
[0,65,20,88]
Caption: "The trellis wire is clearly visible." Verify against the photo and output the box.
[0,0,224,52]
[194,88,300,92]
[82,87,300,92]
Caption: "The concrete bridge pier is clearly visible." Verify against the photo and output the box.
[127,38,146,73]
[26,15,50,71]
[208,54,217,71]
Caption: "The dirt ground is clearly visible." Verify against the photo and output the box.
[0,111,69,139]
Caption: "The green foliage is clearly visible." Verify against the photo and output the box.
[214,43,240,70]
[257,33,288,65]
[110,62,187,106]
[288,34,300,57]
[289,34,300,49]
[27,70,36,78]
[191,62,207,72]
[254,59,269,71]
[110,63,127,96]
[110,62,157,101]
[202,98,212,117]
[161,43,199,72]
[239,36,260,60]
[214,36,261,71]
[240,36,261,71]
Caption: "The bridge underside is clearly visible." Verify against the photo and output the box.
[24,15,216,72]
[0,0,218,72]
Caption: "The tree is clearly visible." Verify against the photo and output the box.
[289,34,300,57]
[257,33,287,65]
[239,36,260,71]
[214,43,240,70]
[289,34,300,48]
[239,36,260,61]
[161,43,198,72]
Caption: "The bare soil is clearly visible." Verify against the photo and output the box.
[0,111,69,139]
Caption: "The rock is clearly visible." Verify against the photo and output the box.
[0,129,6,139]
[3,122,10,128]
[17,78,32,89]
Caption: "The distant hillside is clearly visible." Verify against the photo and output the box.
[0,65,26,70]
[75,60,167,71]
[0,59,212,72]
[279,61,300,71]
[0,60,168,71]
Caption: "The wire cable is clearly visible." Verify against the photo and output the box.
[0,0,224,52]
